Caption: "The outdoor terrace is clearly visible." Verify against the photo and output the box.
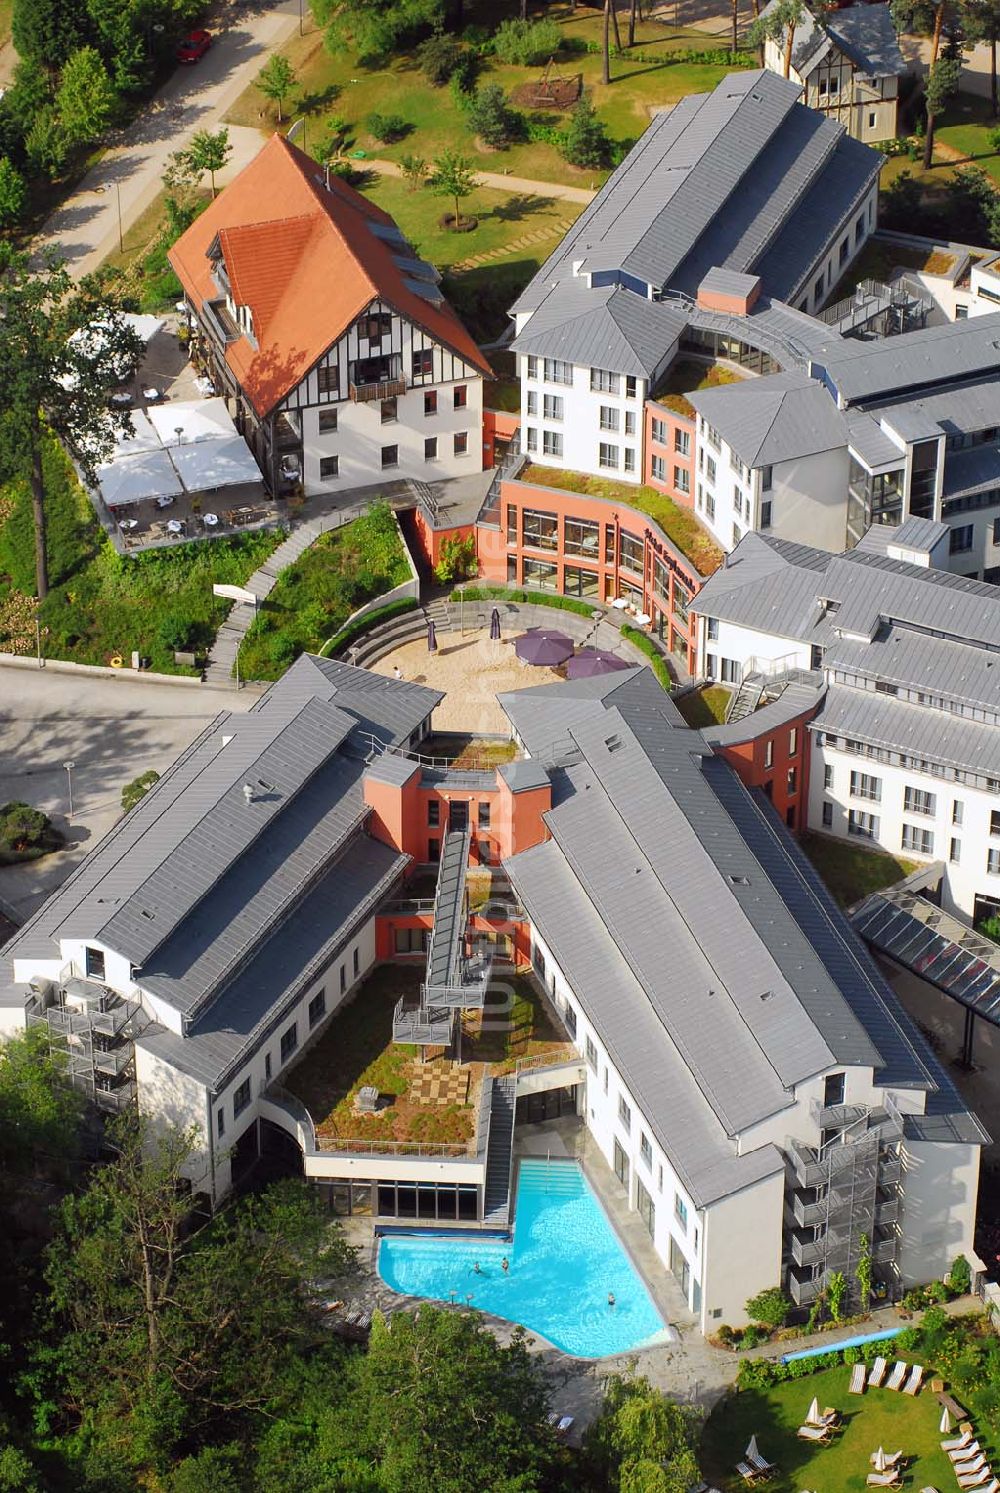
[281,964,572,1152]
[651,357,747,420]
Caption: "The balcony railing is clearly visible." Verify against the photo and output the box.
[392,996,454,1046]
[349,377,407,404]
[787,1270,821,1307]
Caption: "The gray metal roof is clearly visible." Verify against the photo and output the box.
[136,835,407,1089]
[703,681,825,746]
[363,752,421,788]
[854,516,948,555]
[815,684,1000,775]
[499,758,551,793]
[690,369,848,467]
[942,443,1000,502]
[262,653,442,750]
[682,294,842,370]
[879,378,1000,444]
[690,532,832,639]
[510,280,686,378]
[846,411,906,471]
[497,666,679,757]
[827,625,1000,714]
[698,268,761,299]
[812,313,1000,407]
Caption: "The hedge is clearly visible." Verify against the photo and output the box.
[450,585,597,618]
[735,1329,923,1392]
[621,623,672,691]
[320,597,420,658]
[581,41,757,67]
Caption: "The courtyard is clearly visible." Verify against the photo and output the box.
[369,631,567,734]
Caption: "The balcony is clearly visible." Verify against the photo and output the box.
[788,1269,822,1307]
[873,1231,898,1264]
[392,995,454,1046]
[787,1191,828,1229]
[349,377,407,404]
[93,1046,133,1077]
[875,1196,899,1226]
[788,1230,828,1268]
[879,1155,902,1186]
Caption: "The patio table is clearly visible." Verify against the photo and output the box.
[204,512,219,527]
[166,520,184,535]
[155,495,175,509]
[118,518,139,532]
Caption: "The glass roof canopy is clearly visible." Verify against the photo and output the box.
[852,891,1000,1026]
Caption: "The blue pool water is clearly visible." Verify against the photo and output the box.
[377,1158,668,1357]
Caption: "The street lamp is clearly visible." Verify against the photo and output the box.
[64,761,76,820]
[96,181,124,255]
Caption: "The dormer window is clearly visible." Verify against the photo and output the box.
[359,311,392,343]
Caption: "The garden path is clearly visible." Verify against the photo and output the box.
[354,155,599,206]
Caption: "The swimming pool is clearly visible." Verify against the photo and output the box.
[377,1158,669,1357]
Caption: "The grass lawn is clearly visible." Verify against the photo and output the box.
[226,5,748,191]
[0,0,12,48]
[237,503,410,681]
[800,831,918,909]
[0,438,280,673]
[936,91,1000,187]
[675,683,731,727]
[519,463,725,576]
[701,1364,969,1493]
[653,358,746,419]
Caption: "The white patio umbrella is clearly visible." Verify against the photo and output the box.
[872,1447,888,1472]
[806,1396,821,1425]
[746,1435,761,1462]
[940,1406,953,1434]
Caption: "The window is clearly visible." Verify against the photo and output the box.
[950,837,961,864]
[381,444,398,469]
[619,530,644,573]
[380,396,397,424]
[318,408,338,433]
[353,948,360,977]
[453,384,467,409]
[618,1094,631,1134]
[705,455,717,484]
[824,764,834,790]
[217,1107,225,1138]
[651,418,666,445]
[563,564,599,598]
[674,466,690,494]
[839,236,849,266]
[706,617,719,642]
[453,431,468,456]
[625,375,637,398]
[989,848,1000,875]
[637,1178,655,1239]
[427,836,440,862]
[991,809,1000,838]
[317,364,339,396]
[624,448,636,474]
[525,427,537,452]
[428,800,440,826]
[787,766,797,795]
[590,367,620,394]
[705,492,716,521]
[233,1076,251,1118]
[675,428,690,456]
[424,436,438,460]
[902,824,934,855]
[308,989,327,1028]
[599,405,619,432]
[651,455,665,482]
[85,946,105,980]
[848,809,879,839]
[478,801,490,829]
[640,1132,652,1168]
[599,442,619,470]
[340,964,346,993]
[904,786,936,817]
[361,311,392,341]
[264,1052,272,1082]
[424,390,437,416]
[822,800,833,827]
[526,355,538,380]
[850,770,881,803]
[412,347,433,378]
[761,465,773,491]
[868,110,877,130]
[953,799,965,827]
[585,1036,598,1073]
[764,740,774,770]
[674,1193,688,1231]
[523,509,558,550]
[280,1023,298,1063]
[732,523,741,549]
[319,455,339,480]
[950,524,974,554]
[614,1139,630,1191]
[542,430,563,458]
[542,394,563,421]
[563,1003,577,1038]
[543,358,573,385]
[625,411,636,436]
[789,727,798,757]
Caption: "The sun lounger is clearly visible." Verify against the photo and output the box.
[869,1356,888,1387]
[958,1470,992,1491]
[867,1474,902,1489]
[870,1451,903,1467]
[951,1443,981,1463]
[797,1425,830,1443]
[735,1462,760,1485]
[956,1456,987,1477]
[977,1481,1000,1493]
[849,1362,867,1393]
[903,1364,924,1395]
[885,1361,908,1391]
[747,1452,776,1478]
[944,1432,974,1453]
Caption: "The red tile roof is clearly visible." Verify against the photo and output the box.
[168,135,491,416]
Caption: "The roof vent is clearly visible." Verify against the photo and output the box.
[605,733,623,753]
[729,873,751,886]
[760,989,775,1002]
[242,783,255,804]
[221,734,235,746]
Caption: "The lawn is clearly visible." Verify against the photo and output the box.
[828,234,960,302]
[936,91,1000,188]
[653,358,746,419]
[701,1363,967,1493]
[0,438,280,674]
[800,831,918,909]
[0,0,11,48]
[519,463,725,576]
[237,503,411,681]
[675,684,731,727]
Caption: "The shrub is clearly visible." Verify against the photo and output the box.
[950,1254,973,1295]
[322,597,420,658]
[465,83,523,148]
[746,1287,791,1330]
[434,534,477,585]
[450,49,480,95]
[620,624,672,691]
[121,770,160,814]
[367,111,408,143]
[451,585,596,618]
[492,16,562,66]
[417,32,464,84]
[561,99,611,169]
[158,612,200,653]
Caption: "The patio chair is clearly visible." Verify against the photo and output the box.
[958,1470,992,1491]
[977,1481,1000,1493]
[747,1450,776,1478]
[849,1362,867,1393]
[735,1461,760,1485]
[944,1431,975,1453]
[903,1364,924,1395]
[869,1356,888,1387]
[955,1457,987,1479]
[796,1426,831,1443]
[951,1443,981,1463]
[867,1473,902,1489]
[885,1361,908,1391]
[547,1412,574,1440]
[870,1451,903,1467]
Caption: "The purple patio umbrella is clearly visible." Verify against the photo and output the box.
[427,619,437,654]
[514,628,574,667]
[565,648,631,680]
[490,607,501,642]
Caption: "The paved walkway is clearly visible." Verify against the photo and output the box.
[452,216,579,272]
[355,155,599,205]
[32,1,300,280]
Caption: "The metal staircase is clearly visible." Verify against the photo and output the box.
[483,1075,517,1227]
[725,671,766,724]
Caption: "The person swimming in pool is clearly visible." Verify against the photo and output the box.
[501,1257,509,1273]
[607,1292,616,1309]
[474,1261,481,1274]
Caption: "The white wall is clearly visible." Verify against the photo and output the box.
[898,1139,980,1287]
[134,1044,215,1196]
[519,355,648,483]
[701,1173,786,1331]
[697,614,812,682]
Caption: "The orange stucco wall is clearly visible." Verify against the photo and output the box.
[644,401,696,510]
[483,408,520,470]
[715,700,820,833]
[363,765,552,866]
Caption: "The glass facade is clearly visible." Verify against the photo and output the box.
[522,509,558,551]
[564,516,600,558]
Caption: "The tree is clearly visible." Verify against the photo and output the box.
[433,534,476,584]
[0,801,51,852]
[748,0,807,77]
[428,150,478,227]
[315,0,446,64]
[963,0,1000,115]
[492,16,563,65]
[924,53,961,168]
[465,83,521,147]
[745,1286,791,1329]
[56,46,118,145]
[583,1372,701,1493]
[603,0,613,84]
[183,127,231,199]
[367,110,409,142]
[417,29,463,83]
[891,0,953,64]
[12,0,87,70]
[629,0,639,46]
[24,106,70,181]
[0,250,143,598]
[121,770,160,813]
[0,157,25,228]
[562,98,612,167]
[880,168,923,230]
[399,152,428,189]
[827,1268,847,1323]
[0,1027,83,1182]
[257,53,296,123]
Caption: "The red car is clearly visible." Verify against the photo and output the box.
[176,29,212,64]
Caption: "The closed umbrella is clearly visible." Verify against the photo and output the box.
[565,647,631,680]
[872,1447,887,1472]
[806,1397,821,1427]
[940,1406,953,1434]
[490,607,501,641]
[427,620,437,654]
[746,1435,760,1464]
[514,629,574,667]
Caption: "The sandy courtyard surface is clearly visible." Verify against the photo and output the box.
[370,631,564,733]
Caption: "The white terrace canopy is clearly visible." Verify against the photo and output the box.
[96,398,262,508]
